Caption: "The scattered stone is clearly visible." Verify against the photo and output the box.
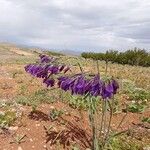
[9,126,18,131]
[144,147,150,150]
[32,146,35,148]
[18,146,23,150]
[50,106,55,109]
[0,111,5,115]
[43,145,47,148]
[35,124,40,127]
[30,138,33,142]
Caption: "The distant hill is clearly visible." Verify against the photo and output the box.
[0,42,43,55]
[59,49,81,56]
[0,42,82,57]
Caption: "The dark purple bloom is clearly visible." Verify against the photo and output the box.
[39,54,55,63]
[57,76,68,87]
[34,65,48,78]
[25,64,38,76]
[90,75,102,96]
[48,66,59,75]
[24,64,31,72]
[111,79,119,94]
[60,78,75,91]
[72,76,86,95]
[25,55,119,99]
[43,78,55,87]
[25,64,50,79]
[40,55,51,63]
[41,57,50,63]
[90,83,101,96]
[101,82,113,99]
[39,54,46,59]
[84,79,92,94]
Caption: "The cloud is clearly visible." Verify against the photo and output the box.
[0,0,150,52]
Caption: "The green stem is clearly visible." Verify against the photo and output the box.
[89,97,99,150]
[96,60,100,75]
[105,61,108,75]
[103,100,107,139]
[117,112,128,129]
[105,100,113,143]
[99,100,105,140]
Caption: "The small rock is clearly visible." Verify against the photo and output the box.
[0,111,5,115]
[30,138,33,142]
[32,146,35,148]
[9,126,18,131]
[143,147,150,150]
[43,145,47,148]
[18,146,23,150]
[50,106,55,109]
[35,124,40,127]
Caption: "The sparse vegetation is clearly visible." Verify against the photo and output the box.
[10,134,26,144]
[0,110,16,128]
[49,108,64,121]
[0,44,149,150]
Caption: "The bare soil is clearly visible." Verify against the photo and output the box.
[0,47,149,150]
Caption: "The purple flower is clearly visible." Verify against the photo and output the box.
[111,79,119,94]
[39,54,55,63]
[25,56,119,99]
[57,76,68,87]
[60,78,75,91]
[48,66,59,75]
[35,65,48,78]
[40,55,51,63]
[25,64,38,76]
[39,54,45,59]
[72,76,86,95]
[84,79,92,94]
[90,75,102,96]
[101,82,113,99]
[25,64,50,79]
[43,78,55,87]
[24,64,31,72]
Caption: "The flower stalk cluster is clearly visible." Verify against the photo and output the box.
[24,54,120,150]
[58,74,119,99]
[25,55,70,87]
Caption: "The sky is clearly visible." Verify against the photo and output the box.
[0,0,150,52]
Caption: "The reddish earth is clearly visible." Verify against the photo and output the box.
[0,54,149,150]
[0,101,149,150]
[0,102,91,150]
